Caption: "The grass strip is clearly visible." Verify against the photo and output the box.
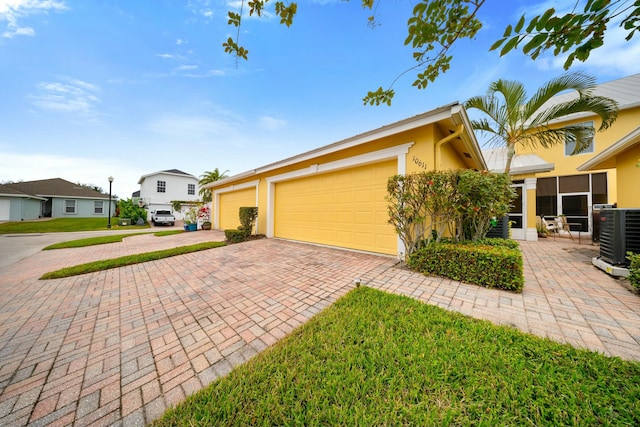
[40,241,225,279]
[43,230,185,250]
[43,233,151,249]
[152,286,640,427]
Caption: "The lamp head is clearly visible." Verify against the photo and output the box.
[108,176,114,183]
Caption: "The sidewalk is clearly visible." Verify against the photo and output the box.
[0,234,638,426]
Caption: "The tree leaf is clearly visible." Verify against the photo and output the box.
[500,36,520,56]
[514,15,526,33]
[489,37,506,51]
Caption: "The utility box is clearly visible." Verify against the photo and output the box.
[118,218,131,226]
[592,204,614,243]
[486,216,509,239]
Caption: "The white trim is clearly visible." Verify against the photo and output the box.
[524,178,537,191]
[212,180,260,230]
[266,143,414,238]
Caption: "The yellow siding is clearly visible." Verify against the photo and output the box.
[617,144,640,208]
[274,160,397,255]
[219,188,256,230]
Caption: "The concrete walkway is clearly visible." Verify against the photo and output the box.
[0,233,638,426]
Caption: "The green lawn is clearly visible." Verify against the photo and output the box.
[0,217,149,234]
[152,287,640,427]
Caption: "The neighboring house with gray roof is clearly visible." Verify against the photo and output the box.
[1,178,115,221]
[136,169,200,220]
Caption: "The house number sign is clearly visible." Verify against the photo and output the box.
[412,155,428,170]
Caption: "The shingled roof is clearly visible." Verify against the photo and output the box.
[5,178,110,199]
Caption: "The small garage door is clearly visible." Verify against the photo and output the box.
[219,188,256,230]
[0,199,10,221]
[274,160,397,255]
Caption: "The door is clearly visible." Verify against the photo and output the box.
[0,199,10,221]
[218,188,256,230]
[274,160,398,255]
[508,184,525,240]
[560,193,590,232]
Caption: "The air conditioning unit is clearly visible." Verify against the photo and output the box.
[598,209,640,266]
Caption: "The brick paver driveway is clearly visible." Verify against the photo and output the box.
[0,232,639,426]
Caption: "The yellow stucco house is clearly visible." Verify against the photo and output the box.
[577,127,640,208]
[482,73,640,241]
[205,103,486,256]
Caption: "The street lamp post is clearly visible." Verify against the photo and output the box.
[107,176,114,229]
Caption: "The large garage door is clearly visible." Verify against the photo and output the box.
[219,188,256,230]
[274,160,397,255]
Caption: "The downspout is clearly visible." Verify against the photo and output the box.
[435,124,464,170]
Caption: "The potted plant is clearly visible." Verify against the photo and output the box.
[198,205,212,230]
[184,207,198,231]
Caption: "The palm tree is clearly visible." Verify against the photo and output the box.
[465,72,618,173]
[199,168,229,203]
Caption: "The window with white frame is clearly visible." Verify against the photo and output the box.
[65,199,77,214]
[157,180,166,193]
[94,201,104,214]
[188,183,195,195]
[564,121,595,156]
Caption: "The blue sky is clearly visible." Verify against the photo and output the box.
[1,0,639,198]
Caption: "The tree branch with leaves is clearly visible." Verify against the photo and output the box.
[224,0,640,105]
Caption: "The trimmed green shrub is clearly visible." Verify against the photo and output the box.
[628,252,640,291]
[225,229,247,244]
[239,207,258,237]
[408,240,524,292]
[118,198,147,225]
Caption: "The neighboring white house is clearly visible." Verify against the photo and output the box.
[136,169,200,220]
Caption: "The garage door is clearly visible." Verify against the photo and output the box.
[274,160,397,255]
[218,188,256,230]
[0,199,9,221]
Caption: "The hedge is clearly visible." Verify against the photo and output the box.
[407,239,524,292]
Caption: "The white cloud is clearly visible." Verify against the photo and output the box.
[1,0,67,38]
[174,64,199,71]
[156,53,186,61]
[258,116,286,131]
[29,77,101,115]
[176,38,185,45]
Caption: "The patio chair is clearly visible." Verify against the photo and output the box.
[557,216,575,240]
[539,215,558,237]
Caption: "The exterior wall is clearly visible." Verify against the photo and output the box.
[616,144,640,208]
[50,198,113,218]
[211,110,484,255]
[0,197,41,221]
[511,106,640,236]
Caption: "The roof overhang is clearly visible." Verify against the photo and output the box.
[482,148,554,175]
[206,103,486,189]
[0,193,47,201]
[577,126,640,171]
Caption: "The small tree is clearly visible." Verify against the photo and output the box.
[239,207,258,237]
[387,170,514,259]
